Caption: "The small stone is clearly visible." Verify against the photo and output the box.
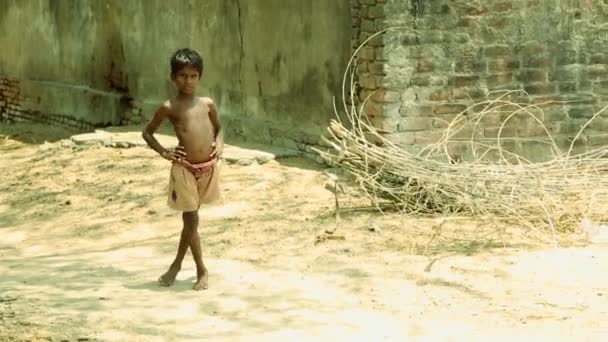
[368,223,381,233]
[60,139,76,148]
[71,132,112,146]
[39,142,54,151]
[64,200,71,206]
[236,159,253,166]
[147,210,156,215]
[255,155,273,164]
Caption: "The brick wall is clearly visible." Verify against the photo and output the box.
[0,78,20,122]
[351,0,387,118]
[0,77,96,130]
[353,0,608,160]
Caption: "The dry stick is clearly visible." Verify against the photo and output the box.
[319,34,608,244]
[334,178,341,225]
[566,104,608,159]
[539,200,560,248]
[423,219,446,255]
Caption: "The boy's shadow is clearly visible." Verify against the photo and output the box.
[125,277,197,292]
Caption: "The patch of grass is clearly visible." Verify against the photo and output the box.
[340,268,370,278]
[4,189,66,208]
[416,277,490,300]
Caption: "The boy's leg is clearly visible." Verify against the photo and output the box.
[158,211,196,286]
[188,210,209,290]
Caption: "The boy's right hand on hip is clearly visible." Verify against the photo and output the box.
[162,146,187,161]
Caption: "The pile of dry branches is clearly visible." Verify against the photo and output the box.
[315,34,608,246]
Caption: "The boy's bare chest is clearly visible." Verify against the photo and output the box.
[170,107,211,133]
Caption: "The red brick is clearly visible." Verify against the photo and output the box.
[484,45,510,58]
[432,114,461,129]
[463,4,488,15]
[488,58,520,71]
[450,75,479,87]
[414,131,444,145]
[405,104,434,117]
[368,5,385,19]
[430,88,451,101]
[590,54,608,65]
[3,90,18,97]
[494,1,513,12]
[531,96,564,109]
[487,73,514,86]
[452,127,476,140]
[372,90,401,103]
[411,76,431,87]
[357,47,375,61]
[399,117,432,132]
[386,132,415,145]
[455,58,484,73]
[585,65,608,81]
[370,116,399,133]
[559,82,577,93]
[434,103,468,115]
[458,16,479,29]
[363,101,384,117]
[484,126,518,138]
[451,87,468,100]
[522,125,555,137]
[519,41,545,56]
[568,105,596,119]
[523,57,552,68]
[524,83,556,95]
[369,62,385,76]
[489,16,510,30]
[452,87,486,100]
[359,74,377,89]
[417,60,434,73]
[356,62,368,74]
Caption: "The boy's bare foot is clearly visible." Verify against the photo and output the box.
[158,265,180,287]
[193,270,208,291]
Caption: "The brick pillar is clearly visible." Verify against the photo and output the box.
[0,77,21,121]
[351,0,397,132]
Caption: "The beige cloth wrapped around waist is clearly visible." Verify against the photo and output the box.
[174,157,218,179]
[167,157,221,211]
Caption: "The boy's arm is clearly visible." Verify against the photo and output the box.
[206,98,224,158]
[142,103,185,160]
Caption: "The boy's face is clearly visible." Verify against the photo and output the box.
[171,65,201,95]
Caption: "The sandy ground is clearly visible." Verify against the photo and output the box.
[0,123,607,341]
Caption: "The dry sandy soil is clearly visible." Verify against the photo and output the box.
[0,123,607,341]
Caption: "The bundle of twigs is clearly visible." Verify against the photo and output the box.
[314,31,608,245]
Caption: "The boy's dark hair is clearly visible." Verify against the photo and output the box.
[170,48,203,75]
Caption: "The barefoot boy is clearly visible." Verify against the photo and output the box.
[142,48,223,291]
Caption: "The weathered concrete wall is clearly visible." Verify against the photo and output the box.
[353,0,608,160]
[0,0,352,148]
